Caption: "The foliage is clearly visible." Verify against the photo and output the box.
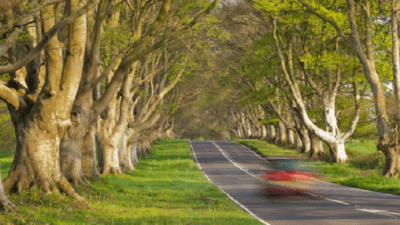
[0,103,15,154]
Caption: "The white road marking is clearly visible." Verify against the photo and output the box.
[211,141,265,182]
[324,198,350,205]
[216,141,323,199]
[194,141,400,220]
[225,140,272,163]
[307,192,318,197]
[234,140,400,209]
[190,141,271,225]
[356,208,400,218]
[322,180,400,198]
[190,142,208,180]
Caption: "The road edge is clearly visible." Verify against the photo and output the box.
[190,141,271,225]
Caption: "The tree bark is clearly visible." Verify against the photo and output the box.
[295,131,303,150]
[81,124,98,178]
[299,127,310,154]
[309,132,324,158]
[268,124,276,141]
[381,0,400,177]
[287,128,295,148]
[118,133,135,173]
[277,121,286,145]
[3,0,86,202]
[261,124,267,140]
[0,169,16,212]
[97,95,124,175]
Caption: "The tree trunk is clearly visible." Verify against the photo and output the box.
[96,134,103,170]
[4,117,82,202]
[144,139,152,152]
[268,124,276,141]
[246,119,252,138]
[81,124,98,178]
[381,146,400,177]
[97,122,124,174]
[130,143,139,164]
[298,127,310,153]
[321,95,348,162]
[118,133,135,173]
[97,93,124,175]
[381,0,400,177]
[59,109,90,186]
[261,124,267,140]
[277,121,286,145]
[137,138,148,157]
[237,128,243,139]
[4,0,86,201]
[287,128,295,148]
[309,133,324,158]
[295,131,303,150]
[284,109,295,147]
[0,169,15,212]
[326,140,347,163]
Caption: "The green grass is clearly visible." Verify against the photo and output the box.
[0,139,261,224]
[234,139,400,196]
[345,139,378,154]
[233,139,302,157]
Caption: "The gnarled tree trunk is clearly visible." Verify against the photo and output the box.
[4,0,87,201]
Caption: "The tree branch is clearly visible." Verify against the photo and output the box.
[0,0,98,74]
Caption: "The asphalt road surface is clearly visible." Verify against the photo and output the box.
[190,141,400,225]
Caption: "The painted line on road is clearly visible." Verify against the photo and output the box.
[211,141,265,182]
[221,141,400,218]
[307,192,318,197]
[356,208,400,218]
[322,180,400,198]
[214,142,365,209]
[324,198,350,205]
[223,141,273,164]
[190,141,271,225]
[190,142,208,180]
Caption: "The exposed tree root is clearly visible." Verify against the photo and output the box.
[68,175,92,188]
[120,163,135,173]
[100,166,124,175]
[378,142,400,177]
[384,171,399,178]
[4,168,88,207]
[309,151,324,159]
[0,170,16,212]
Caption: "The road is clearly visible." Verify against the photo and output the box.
[190,141,400,225]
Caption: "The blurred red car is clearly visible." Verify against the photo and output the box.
[262,157,319,195]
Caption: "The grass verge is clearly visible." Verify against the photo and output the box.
[0,139,261,224]
[233,139,400,196]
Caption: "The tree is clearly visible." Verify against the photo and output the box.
[0,0,220,205]
[296,0,400,176]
